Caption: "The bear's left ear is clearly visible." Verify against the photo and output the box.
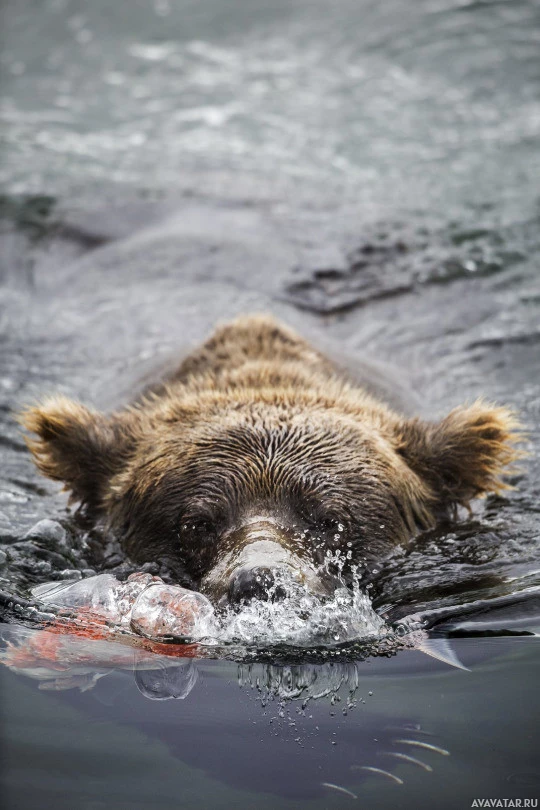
[19,396,137,512]
[394,401,523,512]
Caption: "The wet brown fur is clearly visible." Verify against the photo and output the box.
[19,314,523,589]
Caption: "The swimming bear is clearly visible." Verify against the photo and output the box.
[20,314,520,604]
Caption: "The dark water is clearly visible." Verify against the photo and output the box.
[1,0,540,807]
[1,639,539,810]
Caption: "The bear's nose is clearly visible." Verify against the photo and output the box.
[228,567,285,603]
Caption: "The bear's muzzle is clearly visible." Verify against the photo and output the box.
[200,518,329,604]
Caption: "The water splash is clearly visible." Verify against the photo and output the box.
[213,569,386,647]
[29,567,386,648]
[31,573,217,643]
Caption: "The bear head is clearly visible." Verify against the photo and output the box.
[20,375,521,605]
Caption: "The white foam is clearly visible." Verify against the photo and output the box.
[209,570,386,647]
[31,569,386,647]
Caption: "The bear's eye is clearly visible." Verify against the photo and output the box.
[301,505,344,535]
[181,518,217,542]
[317,515,345,534]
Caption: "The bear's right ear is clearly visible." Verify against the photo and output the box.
[19,396,137,512]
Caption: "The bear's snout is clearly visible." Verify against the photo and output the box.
[228,566,284,603]
[201,526,330,604]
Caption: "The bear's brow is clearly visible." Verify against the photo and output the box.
[179,467,351,518]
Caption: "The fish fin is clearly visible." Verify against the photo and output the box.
[416,637,469,671]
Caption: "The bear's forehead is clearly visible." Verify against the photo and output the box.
[155,404,393,454]
[137,410,397,476]
[119,413,403,519]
